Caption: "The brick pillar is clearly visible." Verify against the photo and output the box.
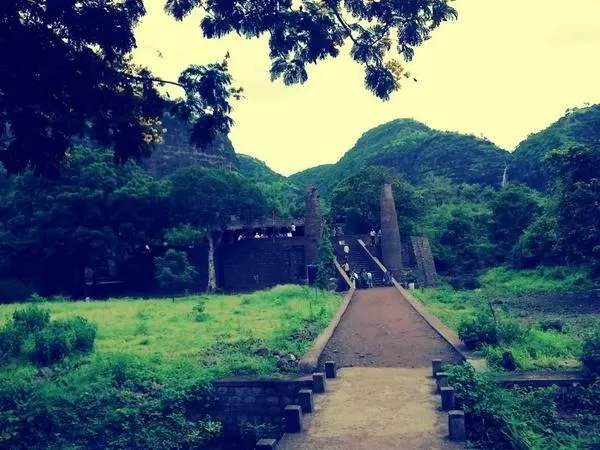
[304,185,321,266]
[380,184,403,276]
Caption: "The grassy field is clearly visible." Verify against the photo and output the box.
[0,285,342,379]
[413,266,600,370]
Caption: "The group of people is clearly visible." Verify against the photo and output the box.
[236,224,297,241]
[342,262,374,289]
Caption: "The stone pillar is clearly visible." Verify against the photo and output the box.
[448,410,466,441]
[380,184,403,276]
[304,185,321,267]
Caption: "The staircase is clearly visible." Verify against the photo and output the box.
[331,235,384,287]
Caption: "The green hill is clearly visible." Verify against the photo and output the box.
[510,104,600,190]
[289,119,510,197]
[237,154,285,183]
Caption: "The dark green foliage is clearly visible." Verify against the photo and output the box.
[0,280,34,304]
[30,317,97,366]
[330,166,421,234]
[154,249,197,295]
[290,119,510,197]
[582,330,600,377]
[316,224,336,289]
[457,312,524,350]
[3,0,457,174]
[12,306,50,333]
[0,355,222,449]
[511,105,600,190]
[511,211,562,268]
[446,363,566,449]
[458,313,499,349]
[0,325,26,360]
[490,184,540,262]
[547,145,600,269]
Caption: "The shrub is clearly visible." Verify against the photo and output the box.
[26,293,46,303]
[497,318,526,344]
[30,316,97,366]
[12,306,50,333]
[0,324,26,359]
[458,313,498,349]
[193,300,208,322]
[582,330,600,377]
[67,317,97,353]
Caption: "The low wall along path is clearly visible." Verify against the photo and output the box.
[279,287,465,450]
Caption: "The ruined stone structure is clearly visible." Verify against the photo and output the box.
[379,183,404,276]
[303,185,322,266]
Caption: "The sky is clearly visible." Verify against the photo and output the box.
[133,0,600,176]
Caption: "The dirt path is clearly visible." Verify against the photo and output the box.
[319,287,464,369]
[279,287,466,449]
[278,368,463,450]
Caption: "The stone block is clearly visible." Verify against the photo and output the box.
[252,387,264,395]
[431,359,442,378]
[441,387,455,411]
[312,372,326,393]
[255,438,277,450]
[448,410,466,441]
[266,396,279,406]
[435,372,448,394]
[230,396,242,404]
[284,405,302,433]
[297,389,313,413]
[243,396,255,404]
[216,387,228,395]
[325,361,337,378]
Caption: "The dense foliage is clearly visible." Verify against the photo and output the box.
[2,0,457,174]
[0,146,269,297]
[290,119,510,197]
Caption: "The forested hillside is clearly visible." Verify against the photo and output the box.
[290,119,510,197]
[510,104,600,190]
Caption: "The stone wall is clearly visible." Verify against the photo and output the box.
[218,238,308,291]
[408,236,437,287]
[211,377,313,438]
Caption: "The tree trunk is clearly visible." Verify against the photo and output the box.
[207,231,216,292]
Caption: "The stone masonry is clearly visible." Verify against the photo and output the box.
[304,185,322,267]
[379,183,404,277]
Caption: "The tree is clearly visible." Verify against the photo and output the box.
[330,166,421,234]
[2,1,457,174]
[489,184,540,262]
[546,145,600,269]
[154,249,196,296]
[316,223,335,289]
[169,166,268,291]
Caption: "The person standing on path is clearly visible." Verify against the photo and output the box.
[369,228,376,245]
[367,271,373,288]
[343,243,350,262]
[342,261,350,279]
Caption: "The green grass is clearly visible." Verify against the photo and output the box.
[413,266,599,370]
[0,285,341,379]
[479,266,595,294]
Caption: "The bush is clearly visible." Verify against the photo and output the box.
[0,324,26,359]
[12,306,50,333]
[26,293,46,303]
[458,313,498,349]
[0,279,34,304]
[30,316,97,366]
[192,300,208,322]
[582,330,600,377]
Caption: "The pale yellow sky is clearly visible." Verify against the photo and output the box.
[133,0,600,176]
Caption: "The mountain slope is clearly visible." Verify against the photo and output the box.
[237,154,286,183]
[510,104,600,190]
[290,119,510,197]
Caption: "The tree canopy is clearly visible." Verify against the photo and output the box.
[1,0,457,175]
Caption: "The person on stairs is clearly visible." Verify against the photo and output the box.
[369,228,376,245]
[342,261,350,279]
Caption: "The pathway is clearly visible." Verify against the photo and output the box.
[279,287,464,450]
